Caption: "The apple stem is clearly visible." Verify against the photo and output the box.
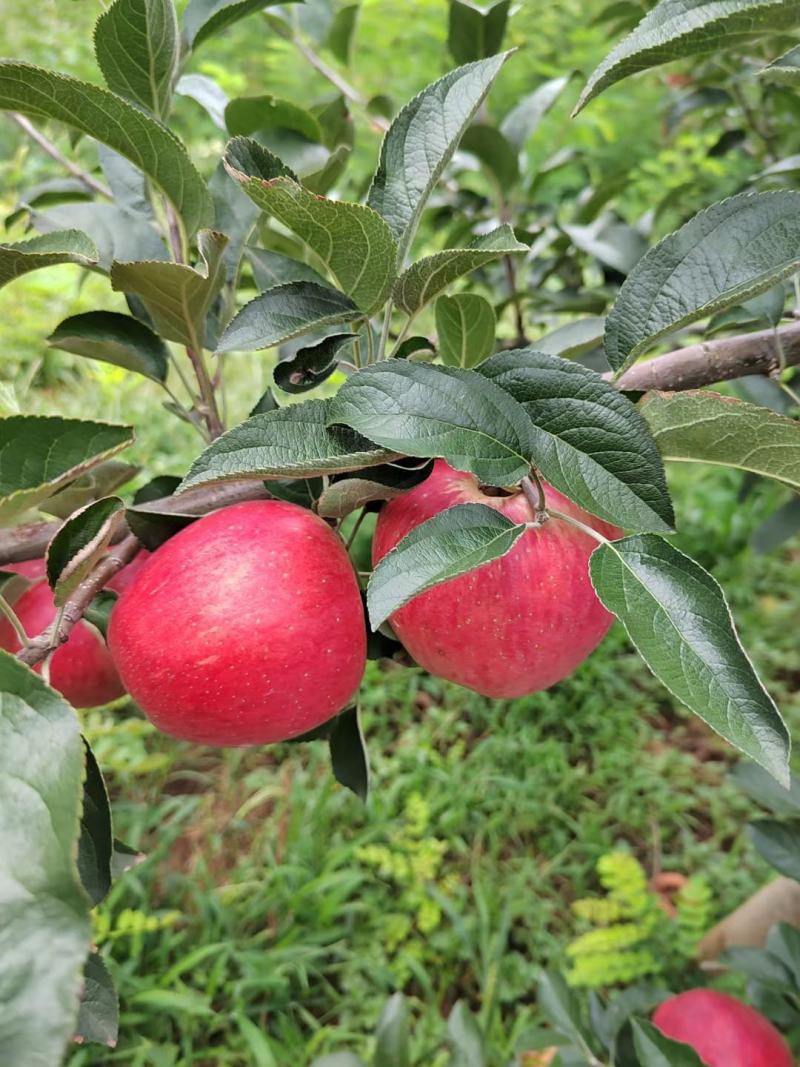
[344,508,369,551]
[549,507,611,546]
[520,472,549,523]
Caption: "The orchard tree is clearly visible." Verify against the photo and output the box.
[0,0,800,1063]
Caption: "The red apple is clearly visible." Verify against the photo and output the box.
[2,558,46,580]
[108,500,366,745]
[653,989,793,1067]
[372,460,621,698]
[0,578,125,707]
[107,548,151,595]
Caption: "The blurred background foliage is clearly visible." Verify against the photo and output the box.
[1,0,799,1064]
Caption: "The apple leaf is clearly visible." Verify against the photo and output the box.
[448,0,510,65]
[328,361,537,486]
[46,497,126,607]
[225,96,323,142]
[111,230,228,348]
[75,952,119,1049]
[460,123,520,189]
[329,706,369,802]
[175,73,228,129]
[729,761,800,817]
[436,293,497,369]
[48,311,169,383]
[575,0,800,114]
[224,149,396,315]
[480,349,673,531]
[761,44,800,83]
[447,1001,486,1067]
[327,4,360,66]
[39,461,139,522]
[500,75,572,149]
[374,994,411,1067]
[0,230,96,289]
[605,191,800,373]
[178,399,397,492]
[748,820,800,880]
[641,390,800,490]
[0,650,91,1066]
[274,334,354,395]
[217,280,361,352]
[752,497,800,555]
[631,1019,705,1067]
[317,462,431,519]
[368,503,526,628]
[94,0,179,119]
[0,416,134,524]
[32,202,167,271]
[0,63,212,235]
[538,970,594,1049]
[537,316,605,359]
[246,246,329,291]
[394,225,526,314]
[77,742,113,907]
[589,534,790,785]
[183,0,299,48]
[367,54,512,263]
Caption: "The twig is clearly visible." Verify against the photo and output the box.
[10,113,112,199]
[18,535,141,668]
[292,37,389,132]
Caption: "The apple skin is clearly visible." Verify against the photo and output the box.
[372,460,621,699]
[0,578,125,708]
[108,500,367,746]
[107,548,151,595]
[653,989,793,1067]
[2,558,46,580]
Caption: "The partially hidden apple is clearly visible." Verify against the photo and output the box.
[108,500,367,745]
[653,989,793,1066]
[0,574,125,707]
[107,548,151,595]
[372,460,621,698]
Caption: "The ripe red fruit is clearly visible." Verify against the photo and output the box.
[106,548,151,595]
[653,989,793,1066]
[108,500,366,745]
[372,460,621,698]
[0,578,125,707]
[2,558,46,580]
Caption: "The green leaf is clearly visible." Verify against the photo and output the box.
[183,0,299,47]
[83,591,118,640]
[317,461,432,519]
[46,497,125,606]
[0,63,212,235]
[730,760,800,817]
[94,0,179,119]
[246,246,329,291]
[752,496,800,554]
[175,73,228,129]
[0,650,91,1065]
[75,953,119,1049]
[641,390,800,490]
[448,0,510,65]
[537,316,605,359]
[589,533,790,785]
[327,361,536,486]
[447,1001,486,1067]
[0,230,96,289]
[125,506,196,552]
[225,95,323,143]
[761,44,800,84]
[538,970,593,1049]
[274,333,353,394]
[719,944,794,990]
[500,75,571,149]
[329,706,369,802]
[33,203,167,271]
[327,4,360,65]
[77,742,113,907]
[48,311,169,383]
[748,819,800,880]
[367,502,526,628]
[311,1056,366,1067]
[479,349,674,531]
[632,1019,705,1067]
[111,229,228,347]
[178,398,396,492]
[39,461,139,522]
[436,293,496,369]
[224,146,397,314]
[217,280,360,352]
[459,124,519,188]
[394,225,526,314]
[367,54,512,263]
[605,191,800,373]
[575,0,800,113]
[0,416,134,524]
[374,994,410,1067]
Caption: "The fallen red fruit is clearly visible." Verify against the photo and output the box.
[0,578,125,707]
[108,500,366,745]
[107,548,151,595]
[653,989,793,1066]
[372,460,621,698]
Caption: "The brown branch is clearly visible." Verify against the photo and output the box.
[10,113,112,199]
[614,321,800,392]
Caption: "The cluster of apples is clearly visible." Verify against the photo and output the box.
[0,462,619,737]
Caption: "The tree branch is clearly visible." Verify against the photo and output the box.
[614,321,800,392]
[10,113,112,199]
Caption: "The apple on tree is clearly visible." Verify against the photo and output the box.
[652,988,793,1067]
[108,500,367,746]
